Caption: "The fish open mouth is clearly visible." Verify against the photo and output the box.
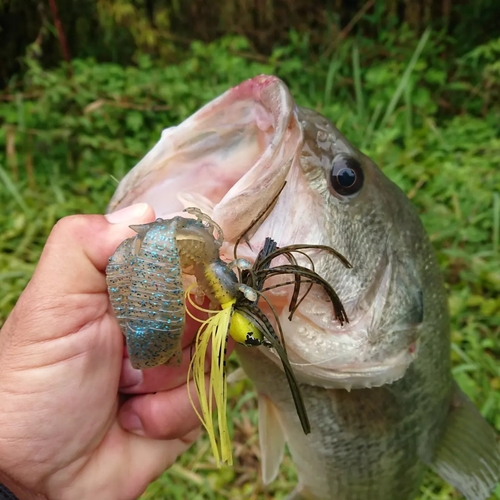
[109,75,302,243]
[109,75,418,390]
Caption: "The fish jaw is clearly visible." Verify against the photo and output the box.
[108,75,303,242]
[240,258,421,391]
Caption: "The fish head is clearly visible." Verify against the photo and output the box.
[272,106,427,389]
[109,75,429,390]
[109,74,301,237]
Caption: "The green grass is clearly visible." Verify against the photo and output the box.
[1,108,499,500]
[1,33,499,500]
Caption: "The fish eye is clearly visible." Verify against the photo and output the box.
[329,154,364,197]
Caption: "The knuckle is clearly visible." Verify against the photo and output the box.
[141,392,187,439]
[147,396,178,437]
[49,215,93,242]
[2,290,67,348]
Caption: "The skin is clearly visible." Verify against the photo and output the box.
[0,203,226,500]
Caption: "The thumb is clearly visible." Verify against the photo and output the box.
[1,204,156,346]
[32,203,156,296]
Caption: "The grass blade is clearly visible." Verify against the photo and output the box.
[361,101,383,150]
[352,43,365,121]
[493,192,499,255]
[404,79,413,139]
[0,165,30,215]
[380,28,431,128]
[324,56,341,107]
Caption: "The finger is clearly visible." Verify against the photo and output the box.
[122,428,201,499]
[119,378,207,439]
[31,204,156,297]
[118,300,205,391]
[120,318,236,394]
[117,428,201,500]
[120,337,236,394]
[71,423,201,500]
[119,306,206,389]
[2,205,156,347]
[119,345,206,393]
[119,293,235,393]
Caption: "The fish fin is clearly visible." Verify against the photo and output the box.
[129,223,151,236]
[258,395,286,485]
[227,367,247,384]
[426,383,500,500]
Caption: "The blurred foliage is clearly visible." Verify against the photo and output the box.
[0,6,499,500]
[1,0,500,86]
[1,29,500,184]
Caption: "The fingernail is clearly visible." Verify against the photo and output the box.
[105,203,150,223]
[121,412,145,437]
[120,359,144,389]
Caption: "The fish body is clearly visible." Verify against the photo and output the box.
[108,75,500,499]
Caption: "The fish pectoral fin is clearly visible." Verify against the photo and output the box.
[227,367,247,384]
[425,383,500,500]
[258,394,286,485]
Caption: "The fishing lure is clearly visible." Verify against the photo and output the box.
[184,207,352,466]
[106,210,225,369]
[184,232,352,466]
[106,203,351,467]
[106,207,277,465]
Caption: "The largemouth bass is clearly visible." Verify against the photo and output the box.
[108,75,500,500]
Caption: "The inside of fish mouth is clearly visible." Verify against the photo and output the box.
[130,99,276,218]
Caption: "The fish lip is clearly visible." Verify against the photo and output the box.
[211,77,302,241]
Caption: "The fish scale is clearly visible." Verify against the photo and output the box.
[238,338,444,500]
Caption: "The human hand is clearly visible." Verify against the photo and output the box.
[0,204,211,500]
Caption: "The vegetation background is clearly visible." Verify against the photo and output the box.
[0,1,499,498]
